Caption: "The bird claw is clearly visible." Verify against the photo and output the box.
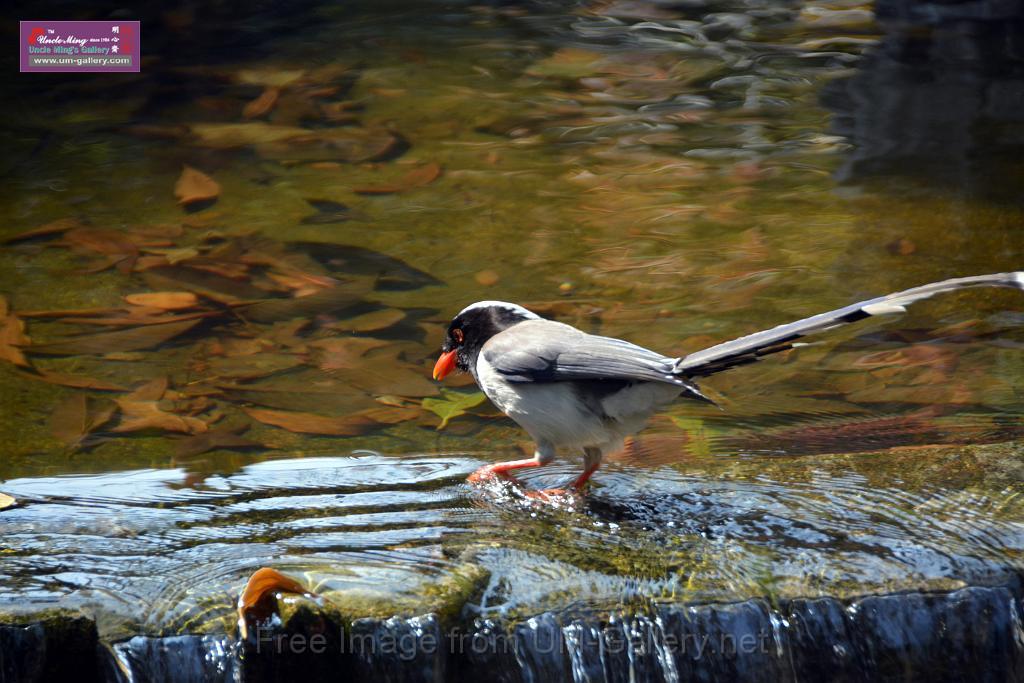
[524,488,579,502]
[467,465,506,484]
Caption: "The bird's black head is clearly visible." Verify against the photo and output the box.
[433,301,539,379]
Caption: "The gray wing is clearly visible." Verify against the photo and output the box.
[483,319,688,387]
[675,272,1024,377]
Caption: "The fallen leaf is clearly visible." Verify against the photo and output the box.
[354,162,442,195]
[175,165,221,208]
[124,292,199,310]
[129,376,169,401]
[49,393,117,450]
[256,127,400,163]
[143,265,268,302]
[0,493,15,511]
[3,217,85,244]
[207,352,302,380]
[331,308,406,333]
[62,227,140,257]
[19,369,127,392]
[239,279,373,323]
[29,319,200,355]
[190,122,316,148]
[289,241,442,290]
[0,298,31,367]
[113,397,208,434]
[237,567,315,640]
[243,87,281,119]
[243,405,415,435]
[474,270,500,286]
[422,389,487,429]
[175,424,264,457]
[311,337,390,371]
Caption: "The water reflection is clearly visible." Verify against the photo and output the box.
[823,0,1024,201]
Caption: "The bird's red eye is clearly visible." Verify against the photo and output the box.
[452,328,464,343]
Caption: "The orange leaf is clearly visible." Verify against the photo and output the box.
[237,567,314,640]
[174,165,221,206]
[353,162,442,195]
[243,405,415,435]
[243,87,280,119]
[124,292,199,310]
[0,297,31,368]
[3,217,84,244]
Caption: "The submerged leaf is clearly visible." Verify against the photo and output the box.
[239,279,373,323]
[243,87,281,119]
[29,319,200,355]
[422,389,487,430]
[354,162,442,195]
[175,424,265,457]
[0,298,31,367]
[49,394,117,450]
[3,217,84,244]
[20,369,128,392]
[175,165,221,207]
[331,308,406,333]
[124,292,199,310]
[243,405,415,435]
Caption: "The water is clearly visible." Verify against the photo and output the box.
[2,0,1024,679]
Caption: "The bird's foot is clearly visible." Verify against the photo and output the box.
[467,464,521,484]
[524,487,580,503]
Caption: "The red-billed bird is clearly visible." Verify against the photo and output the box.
[432,273,1023,494]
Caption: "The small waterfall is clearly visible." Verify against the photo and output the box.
[4,581,1023,681]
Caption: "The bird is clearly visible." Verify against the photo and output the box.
[432,273,1023,495]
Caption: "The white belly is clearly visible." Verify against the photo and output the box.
[475,356,679,451]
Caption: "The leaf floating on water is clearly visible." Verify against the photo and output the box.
[49,393,117,451]
[175,424,265,457]
[354,162,442,195]
[20,369,127,392]
[0,493,15,511]
[243,405,415,435]
[243,87,281,119]
[422,389,487,430]
[174,165,221,209]
[237,567,315,640]
[124,292,199,310]
[29,319,200,356]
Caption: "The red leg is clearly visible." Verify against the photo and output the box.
[570,462,601,491]
[467,458,542,485]
[524,458,602,501]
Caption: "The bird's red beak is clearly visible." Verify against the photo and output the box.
[432,349,458,381]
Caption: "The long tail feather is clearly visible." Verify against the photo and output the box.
[675,272,1023,378]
